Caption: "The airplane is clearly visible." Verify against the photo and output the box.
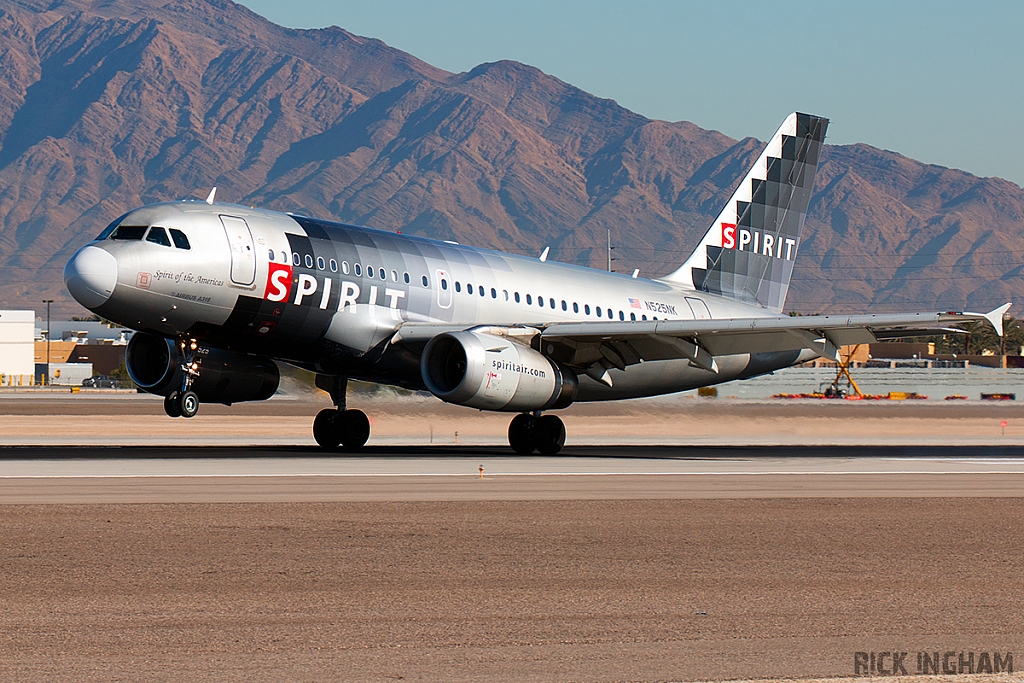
[63,112,1009,454]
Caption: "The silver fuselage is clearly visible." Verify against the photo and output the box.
[66,201,810,401]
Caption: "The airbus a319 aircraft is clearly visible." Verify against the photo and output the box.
[63,113,1008,453]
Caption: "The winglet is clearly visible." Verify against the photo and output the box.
[981,302,1012,337]
[205,187,217,205]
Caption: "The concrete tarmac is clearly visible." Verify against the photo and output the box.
[4,445,1024,503]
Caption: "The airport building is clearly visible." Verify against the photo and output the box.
[0,310,34,385]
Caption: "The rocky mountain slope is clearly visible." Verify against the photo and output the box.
[2,0,1022,316]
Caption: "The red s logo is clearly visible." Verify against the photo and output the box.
[721,223,736,249]
[264,263,293,302]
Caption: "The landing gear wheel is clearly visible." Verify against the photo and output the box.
[534,415,565,455]
[337,409,370,451]
[313,409,341,450]
[508,413,537,455]
[312,409,370,451]
[178,390,200,418]
[164,391,182,418]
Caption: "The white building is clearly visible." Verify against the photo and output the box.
[0,310,35,381]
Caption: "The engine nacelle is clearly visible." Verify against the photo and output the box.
[126,332,280,405]
[421,330,577,411]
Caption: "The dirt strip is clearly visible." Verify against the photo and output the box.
[2,499,1022,682]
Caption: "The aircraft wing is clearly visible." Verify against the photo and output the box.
[537,305,1010,373]
[393,304,1010,375]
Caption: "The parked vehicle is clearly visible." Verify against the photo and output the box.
[82,375,122,389]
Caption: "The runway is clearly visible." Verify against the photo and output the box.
[3,445,1024,502]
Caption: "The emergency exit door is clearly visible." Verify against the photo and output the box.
[221,216,256,286]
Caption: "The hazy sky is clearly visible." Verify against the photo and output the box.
[237,1,1024,187]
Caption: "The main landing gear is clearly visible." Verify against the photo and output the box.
[508,413,565,455]
[312,375,370,451]
[163,336,201,419]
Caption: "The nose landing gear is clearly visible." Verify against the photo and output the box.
[163,337,202,418]
[508,413,565,455]
[312,375,370,451]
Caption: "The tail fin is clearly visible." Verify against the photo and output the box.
[661,112,828,313]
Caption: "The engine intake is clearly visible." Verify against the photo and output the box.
[126,332,280,405]
[421,330,576,411]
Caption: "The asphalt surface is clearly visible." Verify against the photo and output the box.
[2,498,1022,682]
[3,399,1023,681]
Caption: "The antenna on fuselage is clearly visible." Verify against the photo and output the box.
[205,187,217,205]
[539,247,550,262]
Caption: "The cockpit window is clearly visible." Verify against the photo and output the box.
[109,225,148,241]
[169,229,191,250]
[95,212,130,240]
[145,227,171,247]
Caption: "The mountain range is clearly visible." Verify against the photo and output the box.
[2,0,1022,317]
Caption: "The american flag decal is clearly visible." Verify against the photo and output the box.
[628,297,641,309]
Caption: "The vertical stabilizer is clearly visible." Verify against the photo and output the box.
[661,112,828,312]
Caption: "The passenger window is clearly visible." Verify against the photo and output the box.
[292,252,300,266]
[619,311,625,321]
[491,288,497,298]
[268,249,275,262]
[169,229,192,250]
[467,284,473,294]
[642,315,647,321]
[526,294,532,305]
[422,275,429,287]
[379,268,386,280]
[342,261,350,275]
[109,225,147,241]
[596,306,602,317]
[561,300,567,311]
[515,292,521,303]
[608,309,613,319]
[503,290,509,301]
[456,282,462,293]
[305,254,313,268]
[538,297,544,308]
[279,251,286,263]
[573,302,579,313]
[330,259,338,272]
[167,228,190,249]
[480,287,486,297]
[585,304,590,315]
[441,279,448,290]
[355,264,362,276]
[367,266,375,278]
[630,312,636,321]
[392,270,398,282]
[549,298,556,308]
[145,227,171,247]
[317,256,325,270]
[404,272,411,284]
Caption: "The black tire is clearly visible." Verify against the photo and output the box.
[508,413,537,455]
[178,390,200,418]
[338,409,370,451]
[312,409,341,450]
[534,414,565,455]
[164,391,182,418]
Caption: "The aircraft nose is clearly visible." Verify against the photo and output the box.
[64,245,118,309]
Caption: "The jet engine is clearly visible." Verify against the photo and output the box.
[420,330,577,411]
[125,332,280,405]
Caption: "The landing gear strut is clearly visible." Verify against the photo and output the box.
[508,413,565,455]
[312,375,370,451]
[163,336,201,418]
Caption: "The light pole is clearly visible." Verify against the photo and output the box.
[42,299,53,385]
